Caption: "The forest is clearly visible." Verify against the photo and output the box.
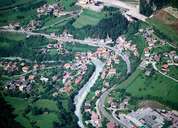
[140,0,178,16]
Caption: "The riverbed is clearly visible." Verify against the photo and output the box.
[74,59,105,128]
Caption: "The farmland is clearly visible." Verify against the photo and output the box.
[73,9,105,28]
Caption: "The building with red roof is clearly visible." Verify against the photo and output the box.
[107,121,117,128]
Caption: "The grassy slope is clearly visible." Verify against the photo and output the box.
[60,0,77,11]
[27,113,59,128]
[169,65,178,79]
[33,99,59,111]
[147,18,178,46]
[63,42,97,52]
[4,96,60,128]
[119,69,178,104]
[5,96,32,128]
[73,9,105,28]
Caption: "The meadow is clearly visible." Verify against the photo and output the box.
[118,69,178,107]
[73,9,105,28]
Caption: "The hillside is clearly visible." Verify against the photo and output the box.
[140,0,178,16]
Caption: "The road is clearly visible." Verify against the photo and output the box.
[95,0,147,21]
[97,80,130,128]
[74,59,105,128]
[97,88,119,124]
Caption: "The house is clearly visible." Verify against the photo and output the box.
[145,70,152,76]
[107,121,117,128]
[63,72,70,81]
[22,66,29,73]
[174,56,178,63]
[95,90,101,97]
[104,82,110,89]
[161,64,169,72]
[144,48,149,53]
[50,32,56,38]
[64,63,71,69]
[19,76,25,82]
[153,55,160,62]
[33,64,39,70]
[107,97,113,105]
[47,44,53,49]
[28,75,35,81]
[91,111,100,127]
[9,22,20,30]
[52,75,58,81]
[139,60,148,70]
[107,68,116,77]
[63,85,72,94]
[75,76,83,84]
[111,102,118,109]
[40,76,49,82]
[101,70,106,79]
[84,101,91,112]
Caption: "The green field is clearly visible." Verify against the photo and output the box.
[0,32,26,41]
[63,42,97,52]
[148,18,178,46]
[73,9,105,28]
[168,65,178,79]
[33,99,59,112]
[59,0,77,11]
[40,15,72,30]
[118,69,178,105]
[5,96,32,128]
[27,113,59,128]
[151,44,175,54]
[4,96,60,128]
[5,96,28,114]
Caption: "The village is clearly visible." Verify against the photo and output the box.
[138,28,178,81]
[1,20,178,128]
[89,27,178,128]
[0,25,141,128]
[0,0,178,128]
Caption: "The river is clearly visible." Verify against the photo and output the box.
[74,59,105,128]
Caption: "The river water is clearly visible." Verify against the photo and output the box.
[74,59,105,128]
